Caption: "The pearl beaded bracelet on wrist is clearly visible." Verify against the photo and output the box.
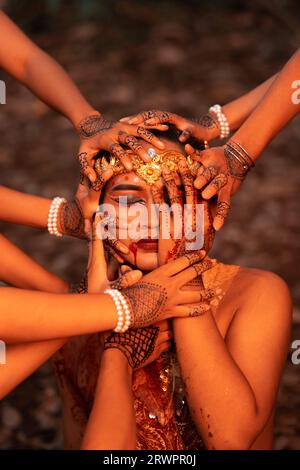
[105,288,132,333]
[47,197,66,237]
[209,104,230,139]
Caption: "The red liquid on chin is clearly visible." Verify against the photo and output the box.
[128,242,138,265]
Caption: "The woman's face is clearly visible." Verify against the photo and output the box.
[103,172,159,271]
[101,139,216,271]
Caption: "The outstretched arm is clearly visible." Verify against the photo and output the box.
[0,11,94,126]
[229,48,300,159]
[0,234,68,292]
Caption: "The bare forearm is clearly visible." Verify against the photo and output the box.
[0,12,94,127]
[0,288,117,343]
[0,338,66,399]
[0,234,68,293]
[82,349,135,450]
[231,49,300,160]
[174,314,258,449]
[223,74,277,132]
[0,185,51,228]
[23,48,95,126]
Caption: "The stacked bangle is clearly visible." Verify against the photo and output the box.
[47,197,66,237]
[209,104,230,139]
[224,140,255,179]
[105,288,132,333]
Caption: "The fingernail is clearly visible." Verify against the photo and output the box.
[124,161,133,171]
[157,141,165,149]
[201,190,210,199]
[119,244,129,254]
[129,270,142,280]
[88,173,96,183]
[213,220,222,231]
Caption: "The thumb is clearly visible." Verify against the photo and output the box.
[119,269,143,288]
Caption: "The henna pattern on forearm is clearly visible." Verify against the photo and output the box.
[122,282,168,328]
[104,325,159,368]
[58,198,86,239]
[77,114,112,138]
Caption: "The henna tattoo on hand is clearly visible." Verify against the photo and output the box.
[137,126,154,142]
[198,165,218,182]
[188,304,210,317]
[91,174,106,191]
[78,152,89,181]
[122,282,168,328]
[77,114,112,138]
[192,258,214,277]
[216,201,230,220]
[210,173,228,191]
[118,131,142,153]
[58,198,86,239]
[184,251,205,266]
[140,110,171,124]
[197,114,218,129]
[104,325,159,368]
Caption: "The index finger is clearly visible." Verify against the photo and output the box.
[161,250,206,277]
[78,151,97,183]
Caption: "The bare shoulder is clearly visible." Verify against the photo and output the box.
[236,266,291,299]
[230,266,292,324]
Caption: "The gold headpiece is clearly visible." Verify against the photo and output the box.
[95,150,200,185]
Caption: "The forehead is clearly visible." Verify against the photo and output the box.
[105,172,148,192]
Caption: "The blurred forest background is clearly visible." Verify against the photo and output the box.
[0,0,300,449]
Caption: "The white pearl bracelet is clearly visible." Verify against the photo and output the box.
[105,288,132,333]
[47,197,66,237]
[209,104,230,139]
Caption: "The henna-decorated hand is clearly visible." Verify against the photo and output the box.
[57,173,129,263]
[76,112,168,184]
[121,109,220,143]
[87,214,142,293]
[186,143,247,231]
[104,320,172,369]
[121,252,220,328]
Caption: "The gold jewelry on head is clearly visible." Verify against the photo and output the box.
[95,150,201,185]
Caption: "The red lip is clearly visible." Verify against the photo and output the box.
[136,239,158,252]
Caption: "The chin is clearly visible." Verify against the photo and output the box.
[122,251,159,271]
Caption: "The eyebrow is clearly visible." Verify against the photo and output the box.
[111,184,144,191]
